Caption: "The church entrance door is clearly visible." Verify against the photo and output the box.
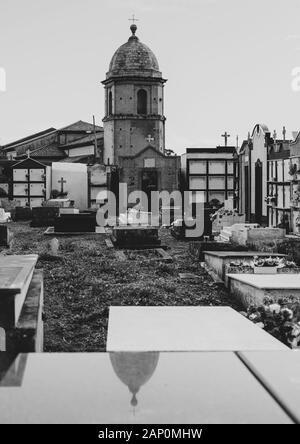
[141,169,158,212]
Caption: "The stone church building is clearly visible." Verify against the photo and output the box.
[101,23,180,200]
[0,23,180,209]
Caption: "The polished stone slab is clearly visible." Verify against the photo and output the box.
[239,351,300,424]
[0,352,293,424]
[107,307,287,352]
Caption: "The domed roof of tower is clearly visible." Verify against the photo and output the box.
[106,25,162,79]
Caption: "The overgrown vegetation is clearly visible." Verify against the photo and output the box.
[2,222,242,352]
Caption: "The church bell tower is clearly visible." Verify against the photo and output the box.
[102,23,167,166]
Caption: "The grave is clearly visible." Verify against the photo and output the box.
[0,255,38,329]
[203,251,287,284]
[53,213,97,234]
[189,240,247,261]
[119,209,151,226]
[0,225,12,248]
[231,226,286,248]
[212,198,245,233]
[30,206,60,227]
[45,199,71,208]
[227,273,300,308]
[0,255,43,352]
[111,226,161,249]
[238,351,300,424]
[119,248,172,263]
[107,306,287,352]
[14,207,32,221]
[0,352,293,423]
[0,208,10,224]
[219,223,259,242]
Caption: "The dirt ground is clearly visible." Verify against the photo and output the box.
[1,222,243,352]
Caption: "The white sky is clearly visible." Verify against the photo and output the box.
[1,0,300,154]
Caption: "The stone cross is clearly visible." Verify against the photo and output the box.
[146,135,155,144]
[58,177,66,194]
[283,126,286,141]
[128,14,139,24]
[221,132,230,147]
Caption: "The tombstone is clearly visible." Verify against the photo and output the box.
[14,206,32,221]
[54,213,96,233]
[0,225,11,247]
[30,206,60,227]
[51,163,88,211]
[45,199,71,208]
[0,208,10,223]
[112,226,161,249]
[224,197,234,211]
[49,238,59,256]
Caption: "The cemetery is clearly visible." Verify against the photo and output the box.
[2,13,300,423]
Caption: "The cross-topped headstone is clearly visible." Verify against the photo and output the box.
[221,132,230,147]
[58,177,66,194]
[146,135,155,144]
[128,14,139,25]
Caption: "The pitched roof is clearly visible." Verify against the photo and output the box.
[3,128,57,150]
[15,143,66,160]
[58,120,103,133]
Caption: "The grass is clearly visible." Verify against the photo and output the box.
[1,222,243,351]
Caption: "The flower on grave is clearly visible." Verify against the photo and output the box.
[241,296,300,349]
[281,308,293,320]
[269,303,281,314]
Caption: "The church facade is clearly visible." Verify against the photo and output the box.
[101,23,180,200]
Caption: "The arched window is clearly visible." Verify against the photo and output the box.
[108,91,112,115]
[137,89,147,114]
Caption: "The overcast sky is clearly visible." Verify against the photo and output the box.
[1,0,300,154]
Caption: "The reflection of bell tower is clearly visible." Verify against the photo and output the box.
[110,352,159,407]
